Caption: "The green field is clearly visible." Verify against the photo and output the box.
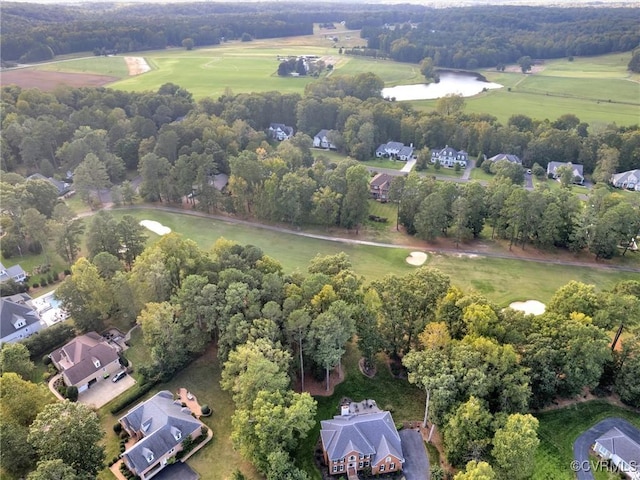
[38,56,130,78]
[412,53,640,126]
[534,401,640,480]
[109,208,638,306]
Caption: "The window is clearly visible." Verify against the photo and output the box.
[333,466,337,473]
[339,465,344,472]
[359,454,364,459]
[390,463,395,470]
[379,465,385,472]
[365,461,369,467]
[359,462,363,468]
[349,456,355,461]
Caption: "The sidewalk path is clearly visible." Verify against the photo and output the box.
[401,158,417,173]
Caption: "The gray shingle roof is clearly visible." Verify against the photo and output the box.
[0,297,41,341]
[321,410,404,464]
[611,169,640,188]
[26,173,71,196]
[595,427,640,469]
[0,262,26,283]
[488,153,521,164]
[120,391,203,474]
[370,173,393,188]
[315,129,330,139]
[50,332,119,385]
[547,161,584,178]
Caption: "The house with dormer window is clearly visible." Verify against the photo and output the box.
[50,332,121,393]
[119,391,205,480]
[431,146,468,168]
[0,294,43,345]
[376,142,415,161]
[0,262,27,284]
[320,399,404,478]
[268,123,294,141]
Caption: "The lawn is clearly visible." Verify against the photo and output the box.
[431,166,464,178]
[38,56,130,78]
[1,250,70,292]
[362,158,405,170]
[533,401,640,480]
[109,208,638,306]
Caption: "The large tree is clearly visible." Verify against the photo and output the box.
[0,342,35,379]
[444,397,493,468]
[340,164,369,231]
[492,414,540,480]
[73,153,111,205]
[28,401,105,477]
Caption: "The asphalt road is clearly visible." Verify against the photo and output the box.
[399,429,430,480]
[572,417,640,480]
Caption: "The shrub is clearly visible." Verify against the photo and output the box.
[32,282,40,289]
[48,273,54,284]
[65,385,78,402]
[42,371,52,382]
[22,323,75,358]
[119,354,130,367]
[64,269,71,276]
[201,404,211,416]
[40,278,48,287]
[42,354,52,365]
[113,423,123,434]
[110,381,157,415]
[120,430,130,440]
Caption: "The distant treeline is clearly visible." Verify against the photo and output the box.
[359,6,640,68]
[1,2,638,66]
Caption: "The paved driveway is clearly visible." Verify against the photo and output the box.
[152,462,199,480]
[399,429,430,480]
[573,417,640,480]
[78,374,136,409]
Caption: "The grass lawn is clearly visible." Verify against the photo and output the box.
[1,250,70,291]
[38,56,130,78]
[431,166,464,178]
[296,342,426,479]
[311,149,351,164]
[362,158,405,170]
[469,168,495,182]
[98,338,260,480]
[532,177,591,195]
[109,208,637,306]
[533,401,640,480]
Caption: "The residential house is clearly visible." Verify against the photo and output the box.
[593,427,640,480]
[375,142,415,161]
[611,170,640,191]
[268,123,294,141]
[0,262,27,284]
[119,390,205,480]
[487,153,522,165]
[370,173,394,202]
[431,146,468,168]
[313,129,337,150]
[50,332,121,392]
[27,173,72,196]
[320,399,404,477]
[547,161,584,185]
[0,294,43,345]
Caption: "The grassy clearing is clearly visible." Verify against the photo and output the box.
[38,56,130,77]
[110,208,637,306]
[431,166,464,178]
[469,168,494,181]
[533,401,640,480]
[297,342,426,479]
[337,56,422,86]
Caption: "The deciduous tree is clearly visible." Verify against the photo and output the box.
[492,414,539,480]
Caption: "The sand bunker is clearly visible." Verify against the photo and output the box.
[140,220,171,236]
[509,300,546,316]
[124,57,151,75]
[406,251,428,266]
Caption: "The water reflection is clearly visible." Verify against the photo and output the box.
[382,71,503,101]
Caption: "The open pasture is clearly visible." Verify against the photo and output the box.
[36,56,130,77]
[110,208,637,306]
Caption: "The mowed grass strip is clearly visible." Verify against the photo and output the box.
[110,208,637,305]
[533,401,640,480]
[37,56,130,77]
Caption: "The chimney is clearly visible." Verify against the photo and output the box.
[341,404,350,416]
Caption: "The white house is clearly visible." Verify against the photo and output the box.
[0,262,27,284]
[0,294,44,345]
[547,161,584,185]
[313,129,337,150]
[268,123,294,141]
[611,170,640,191]
[376,142,415,161]
[593,427,640,480]
[431,146,468,168]
[487,153,521,165]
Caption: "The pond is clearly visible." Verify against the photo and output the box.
[382,71,503,101]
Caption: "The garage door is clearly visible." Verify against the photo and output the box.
[78,383,89,393]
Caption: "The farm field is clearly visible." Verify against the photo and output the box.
[36,56,130,78]
[108,208,638,306]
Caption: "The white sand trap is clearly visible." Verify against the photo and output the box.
[509,300,546,316]
[406,251,428,266]
[140,220,171,236]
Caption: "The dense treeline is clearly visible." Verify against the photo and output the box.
[359,6,640,68]
[0,1,424,62]
[2,80,639,260]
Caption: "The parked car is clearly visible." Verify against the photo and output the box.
[112,371,127,383]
